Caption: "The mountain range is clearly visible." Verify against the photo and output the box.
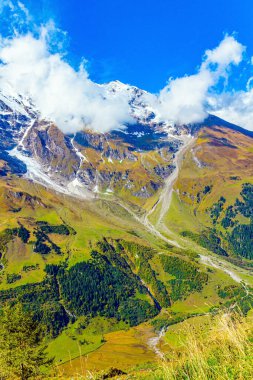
[0,80,252,377]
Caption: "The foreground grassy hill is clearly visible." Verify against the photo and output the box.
[63,310,253,380]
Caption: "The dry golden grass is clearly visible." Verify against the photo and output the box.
[46,310,252,380]
[58,325,156,378]
[155,310,253,380]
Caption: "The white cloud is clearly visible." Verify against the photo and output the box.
[0,27,132,133]
[209,88,253,131]
[204,35,245,68]
[156,70,213,125]
[208,59,253,131]
[17,1,30,20]
[155,35,245,126]
[0,0,31,36]
[0,3,251,133]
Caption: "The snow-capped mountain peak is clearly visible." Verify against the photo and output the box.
[0,81,245,202]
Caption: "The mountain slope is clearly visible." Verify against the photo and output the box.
[0,82,252,376]
[158,125,253,262]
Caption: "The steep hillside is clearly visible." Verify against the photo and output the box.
[158,125,253,264]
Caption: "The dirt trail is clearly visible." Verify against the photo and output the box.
[119,135,195,248]
[141,135,195,243]
[199,254,251,285]
[118,201,181,247]
[157,135,194,225]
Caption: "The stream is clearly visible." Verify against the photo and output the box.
[147,327,166,360]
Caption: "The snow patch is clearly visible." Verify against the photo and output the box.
[70,136,88,163]
[9,147,91,199]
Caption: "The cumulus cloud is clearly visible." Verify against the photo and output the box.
[209,86,253,131]
[155,35,245,126]
[203,35,244,68]
[205,54,253,131]
[0,1,251,132]
[156,70,213,125]
[0,26,133,133]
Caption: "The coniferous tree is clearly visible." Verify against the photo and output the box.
[0,303,53,380]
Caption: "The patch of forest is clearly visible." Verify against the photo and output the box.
[160,255,208,301]
[183,183,253,260]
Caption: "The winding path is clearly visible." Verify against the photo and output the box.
[140,135,195,243]
[119,135,195,248]
[118,201,181,247]
[199,254,252,285]
[143,135,194,229]
[157,135,194,225]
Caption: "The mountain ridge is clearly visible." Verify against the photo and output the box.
[0,81,251,203]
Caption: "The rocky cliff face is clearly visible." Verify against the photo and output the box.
[23,121,80,181]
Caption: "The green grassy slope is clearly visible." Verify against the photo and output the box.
[0,125,253,377]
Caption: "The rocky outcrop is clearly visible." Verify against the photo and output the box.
[5,189,48,209]
[23,121,80,181]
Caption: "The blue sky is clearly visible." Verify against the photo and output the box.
[1,0,253,131]
[18,0,253,92]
